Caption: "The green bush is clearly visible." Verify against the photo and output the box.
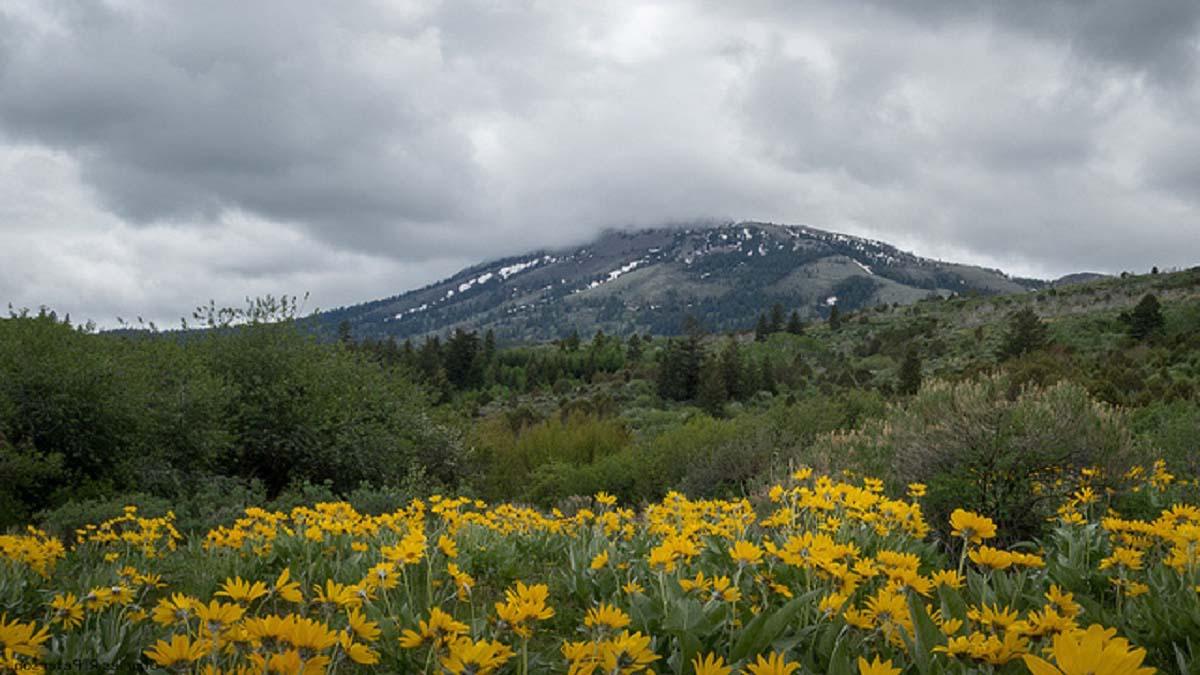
[0,312,464,522]
[470,411,631,501]
[888,377,1135,543]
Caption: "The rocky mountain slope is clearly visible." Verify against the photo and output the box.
[318,222,1048,341]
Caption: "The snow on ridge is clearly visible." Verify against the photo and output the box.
[395,303,429,319]
[576,259,647,292]
[608,259,642,280]
[498,260,537,279]
[851,259,874,275]
[458,271,494,293]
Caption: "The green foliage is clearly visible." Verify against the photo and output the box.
[828,304,842,331]
[998,307,1049,359]
[887,377,1135,543]
[0,309,461,525]
[656,334,702,401]
[471,412,631,502]
[696,353,728,418]
[1127,293,1166,341]
[1129,399,1200,476]
[896,347,922,396]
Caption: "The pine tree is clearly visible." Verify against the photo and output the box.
[479,329,498,386]
[786,310,805,335]
[657,337,701,401]
[1128,293,1165,341]
[417,336,443,379]
[718,338,745,400]
[769,303,785,334]
[759,358,777,394]
[998,307,1048,359]
[754,314,770,342]
[444,329,481,389]
[897,347,922,395]
[482,329,497,364]
[697,353,728,417]
[828,304,842,331]
[626,334,644,362]
[337,320,353,344]
[563,330,581,352]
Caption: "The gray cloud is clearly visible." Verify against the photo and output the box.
[0,0,1198,325]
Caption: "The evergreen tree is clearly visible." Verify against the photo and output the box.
[563,330,581,352]
[998,307,1048,359]
[696,353,728,417]
[482,329,496,363]
[828,304,842,331]
[786,310,805,335]
[656,337,701,401]
[444,329,481,389]
[897,347,922,395]
[769,303,785,334]
[626,334,644,362]
[381,337,401,368]
[759,358,777,395]
[337,320,353,344]
[658,317,704,400]
[478,329,498,386]
[754,314,770,342]
[1128,293,1165,341]
[718,338,745,400]
[417,336,443,379]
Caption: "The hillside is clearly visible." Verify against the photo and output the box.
[316,222,1049,342]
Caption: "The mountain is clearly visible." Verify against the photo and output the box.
[317,222,1047,342]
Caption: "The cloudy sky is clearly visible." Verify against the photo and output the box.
[2,0,1199,325]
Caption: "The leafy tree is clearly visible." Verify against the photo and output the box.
[998,307,1048,359]
[1128,293,1165,341]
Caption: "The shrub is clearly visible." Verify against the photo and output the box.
[888,377,1135,543]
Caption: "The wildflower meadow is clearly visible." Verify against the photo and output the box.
[3,462,1198,675]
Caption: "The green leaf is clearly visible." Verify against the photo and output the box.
[730,590,819,662]
[663,597,705,633]
[907,592,946,675]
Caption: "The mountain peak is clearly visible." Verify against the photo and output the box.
[319,222,1045,341]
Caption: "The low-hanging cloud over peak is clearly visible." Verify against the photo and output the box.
[1,0,1198,324]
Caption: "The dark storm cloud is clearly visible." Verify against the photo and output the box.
[722,0,1200,82]
[0,0,1198,325]
[912,0,1200,82]
[0,0,482,253]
